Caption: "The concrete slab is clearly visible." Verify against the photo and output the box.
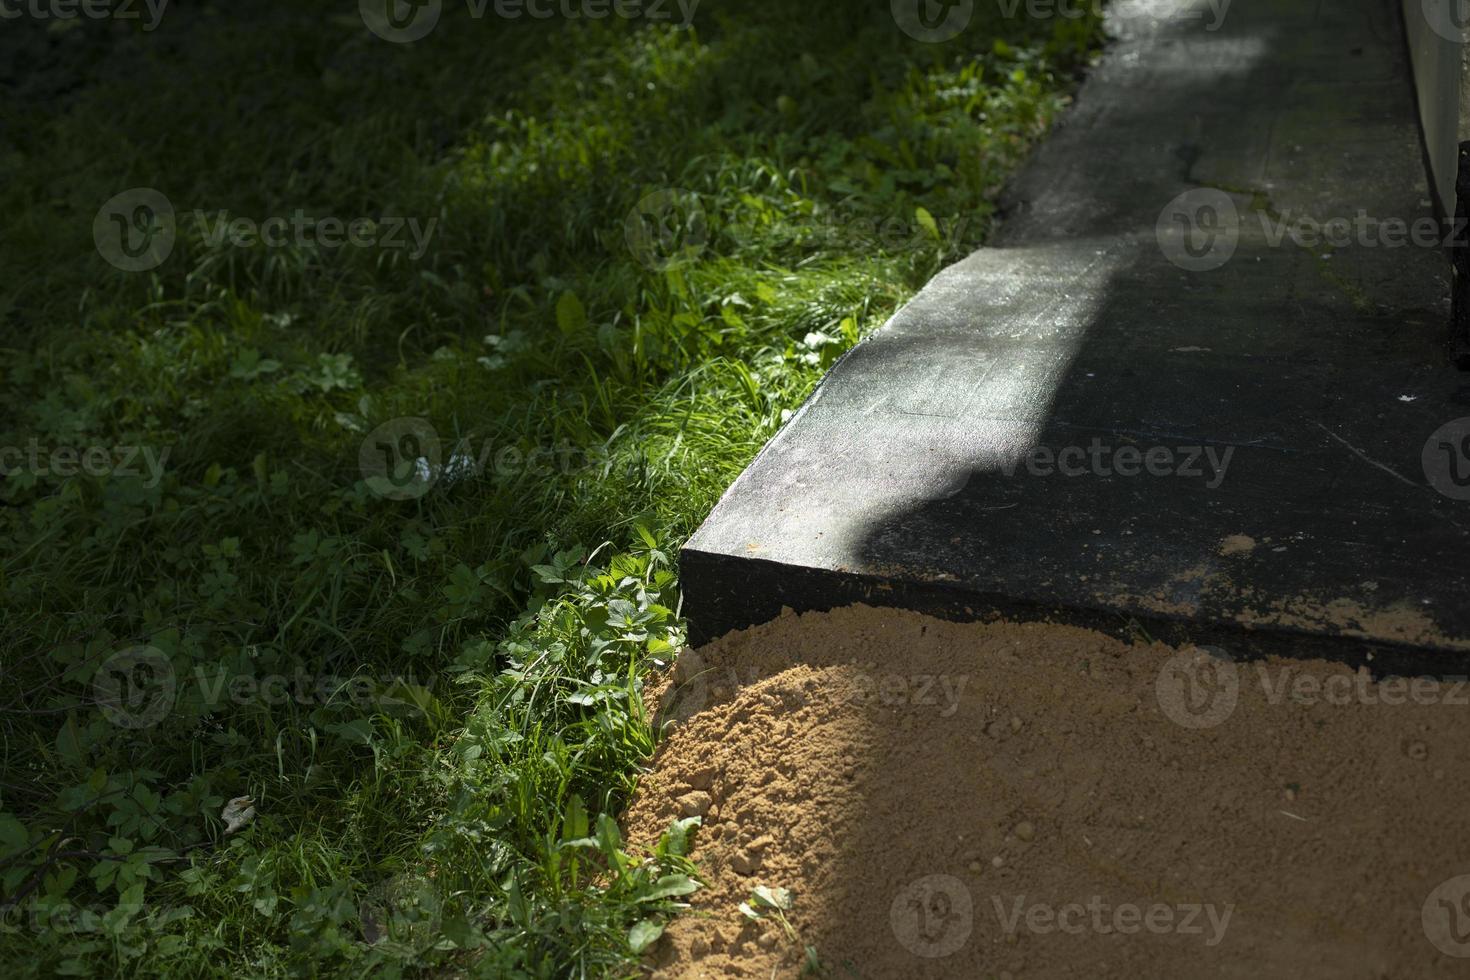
[682,0,1470,663]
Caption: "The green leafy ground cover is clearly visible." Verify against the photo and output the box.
[0,3,1099,975]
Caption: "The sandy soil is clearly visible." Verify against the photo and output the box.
[625,605,1470,978]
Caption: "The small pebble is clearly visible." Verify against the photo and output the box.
[991,855,1004,868]
[1014,821,1036,842]
[1010,716,1023,732]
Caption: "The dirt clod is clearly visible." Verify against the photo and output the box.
[730,850,762,876]
[677,792,712,818]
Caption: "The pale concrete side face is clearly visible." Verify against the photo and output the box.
[1463,41,1470,159]
[1403,0,1466,213]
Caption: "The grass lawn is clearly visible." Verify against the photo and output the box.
[0,3,1099,975]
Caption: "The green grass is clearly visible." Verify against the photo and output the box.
[0,3,1101,976]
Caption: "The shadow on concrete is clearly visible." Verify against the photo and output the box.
[682,0,1470,671]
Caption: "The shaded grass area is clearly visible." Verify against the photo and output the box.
[0,3,1100,975]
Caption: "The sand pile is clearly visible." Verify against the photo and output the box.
[624,605,1470,978]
